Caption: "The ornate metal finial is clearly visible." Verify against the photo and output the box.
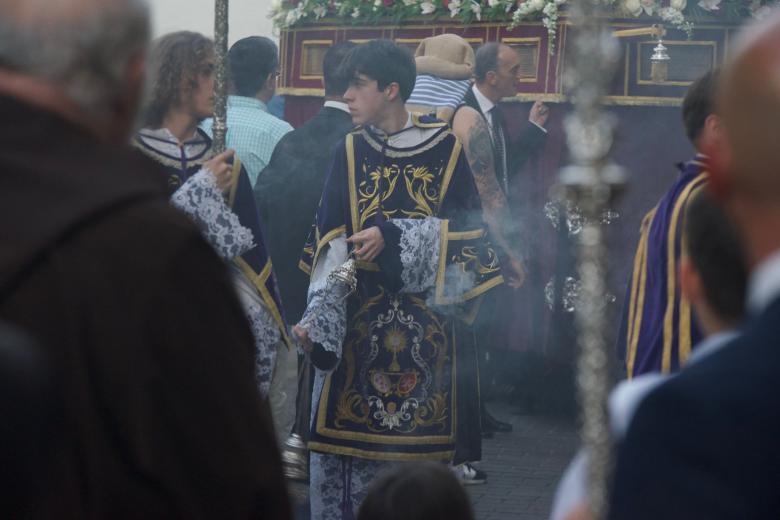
[650,39,671,83]
[328,256,358,295]
[213,0,229,154]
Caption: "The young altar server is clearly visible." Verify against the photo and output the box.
[135,31,290,396]
[294,40,503,519]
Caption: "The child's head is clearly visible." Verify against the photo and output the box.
[357,462,475,520]
[340,40,416,126]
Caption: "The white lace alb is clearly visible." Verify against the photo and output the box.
[170,169,256,261]
[389,217,442,293]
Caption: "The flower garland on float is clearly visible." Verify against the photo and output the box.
[271,0,776,54]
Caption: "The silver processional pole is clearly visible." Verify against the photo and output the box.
[557,0,626,518]
[213,0,229,155]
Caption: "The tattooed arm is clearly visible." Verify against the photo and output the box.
[452,106,526,288]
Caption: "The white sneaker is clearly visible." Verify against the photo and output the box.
[453,462,487,485]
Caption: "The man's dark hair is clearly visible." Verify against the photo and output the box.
[681,68,720,145]
[684,190,747,323]
[228,36,278,97]
[357,462,475,520]
[475,42,501,83]
[323,41,357,97]
[339,40,416,102]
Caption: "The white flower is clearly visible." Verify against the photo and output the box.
[351,6,361,17]
[698,0,720,10]
[403,0,417,5]
[639,0,656,15]
[488,0,500,7]
[530,0,545,11]
[449,0,462,16]
[750,0,772,18]
[313,4,327,17]
[270,0,282,11]
[670,0,686,10]
[542,1,557,16]
[420,0,436,13]
[284,9,298,25]
[471,0,482,20]
[622,0,642,16]
[659,6,684,24]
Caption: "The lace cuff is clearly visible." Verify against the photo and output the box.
[171,169,256,261]
[389,218,442,293]
[299,236,349,362]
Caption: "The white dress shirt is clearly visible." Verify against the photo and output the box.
[323,100,350,115]
[747,249,780,315]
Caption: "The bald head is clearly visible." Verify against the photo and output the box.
[719,9,780,201]
[0,0,149,130]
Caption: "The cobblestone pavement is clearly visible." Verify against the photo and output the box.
[288,403,579,520]
[467,403,580,520]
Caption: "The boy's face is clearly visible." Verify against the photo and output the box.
[343,73,390,126]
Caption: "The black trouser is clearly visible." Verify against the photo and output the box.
[453,319,481,465]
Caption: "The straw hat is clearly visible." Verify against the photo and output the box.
[414,34,475,80]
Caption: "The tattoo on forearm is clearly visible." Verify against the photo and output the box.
[463,117,521,257]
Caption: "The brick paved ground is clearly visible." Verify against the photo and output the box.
[289,402,579,519]
[467,403,580,520]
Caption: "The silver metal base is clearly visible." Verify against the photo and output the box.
[281,433,309,481]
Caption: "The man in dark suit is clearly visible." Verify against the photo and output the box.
[455,42,549,435]
[459,42,549,196]
[609,14,780,519]
[255,41,356,324]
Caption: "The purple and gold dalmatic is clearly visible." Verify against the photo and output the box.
[300,116,502,461]
[620,154,709,378]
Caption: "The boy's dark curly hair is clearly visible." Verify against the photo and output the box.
[142,31,213,128]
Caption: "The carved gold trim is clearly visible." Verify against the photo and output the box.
[636,40,717,87]
[501,37,541,83]
[277,87,326,96]
[300,39,334,80]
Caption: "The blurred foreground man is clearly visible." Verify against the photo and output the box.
[0,0,290,517]
[609,11,780,519]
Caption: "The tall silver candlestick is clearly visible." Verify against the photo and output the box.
[557,0,626,518]
[212,0,229,154]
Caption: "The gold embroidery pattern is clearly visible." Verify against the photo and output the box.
[357,161,446,228]
[331,292,450,435]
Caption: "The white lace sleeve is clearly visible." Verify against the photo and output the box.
[232,267,280,397]
[389,217,442,293]
[299,235,349,363]
[170,168,256,261]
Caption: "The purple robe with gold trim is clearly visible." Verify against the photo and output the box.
[619,154,708,378]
